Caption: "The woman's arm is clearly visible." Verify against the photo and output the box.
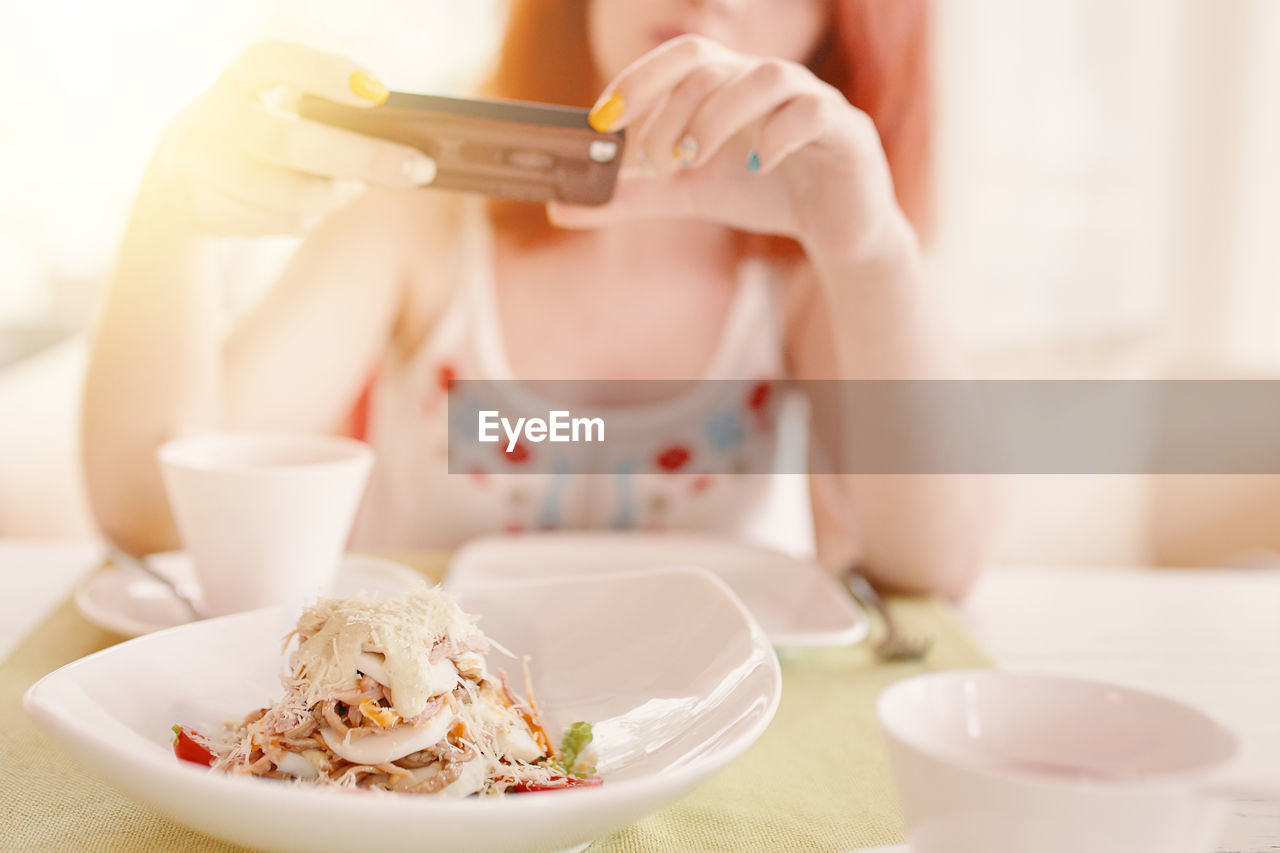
[542,35,993,594]
[82,42,448,557]
[82,181,420,557]
[82,173,223,558]
[785,216,993,599]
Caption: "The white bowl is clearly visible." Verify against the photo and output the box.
[877,670,1240,853]
[25,567,781,853]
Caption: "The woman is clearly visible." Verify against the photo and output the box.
[83,0,989,597]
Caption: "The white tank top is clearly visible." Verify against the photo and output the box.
[351,201,787,550]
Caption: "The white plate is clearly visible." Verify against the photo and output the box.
[446,532,867,648]
[27,567,781,853]
[74,552,423,638]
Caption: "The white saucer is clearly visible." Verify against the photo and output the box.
[74,552,425,638]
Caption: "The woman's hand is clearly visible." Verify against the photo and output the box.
[148,41,437,236]
[548,35,907,259]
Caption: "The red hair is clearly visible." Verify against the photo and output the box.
[481,0,932,250]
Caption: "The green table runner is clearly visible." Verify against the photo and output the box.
[0,554,992,852]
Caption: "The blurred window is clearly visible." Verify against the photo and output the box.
[933,0,1280,373]
[0,0,502,347]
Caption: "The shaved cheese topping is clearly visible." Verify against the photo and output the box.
[473,690,544,763]
[290,583,485,719]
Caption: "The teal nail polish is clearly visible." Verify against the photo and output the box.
[746,150,760,173]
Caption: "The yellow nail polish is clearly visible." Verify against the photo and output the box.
[588,93,624,132]
[349,70,389,105]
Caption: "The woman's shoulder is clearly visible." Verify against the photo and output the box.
[342,187,474,354]
[342,185,469,247]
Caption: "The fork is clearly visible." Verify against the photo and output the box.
[106,546,205,620]
[841,569,934,662]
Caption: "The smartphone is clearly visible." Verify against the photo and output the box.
[298,91,626,206]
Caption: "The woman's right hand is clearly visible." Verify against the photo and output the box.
[149,41,437,236]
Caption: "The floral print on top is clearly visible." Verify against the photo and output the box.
[349,199,788,552]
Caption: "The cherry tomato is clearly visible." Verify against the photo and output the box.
[172,725,216,767]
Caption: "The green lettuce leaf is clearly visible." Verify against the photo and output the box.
[557,721,595,777]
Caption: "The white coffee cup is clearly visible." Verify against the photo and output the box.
[157,432,374,617]
[876,670,1271,853]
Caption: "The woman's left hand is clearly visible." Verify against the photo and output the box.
[547,35,904,258]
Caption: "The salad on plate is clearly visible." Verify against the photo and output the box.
[172,584,599,796]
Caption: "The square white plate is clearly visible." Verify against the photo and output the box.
[25,567,781,853]
[447,532,867,648]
